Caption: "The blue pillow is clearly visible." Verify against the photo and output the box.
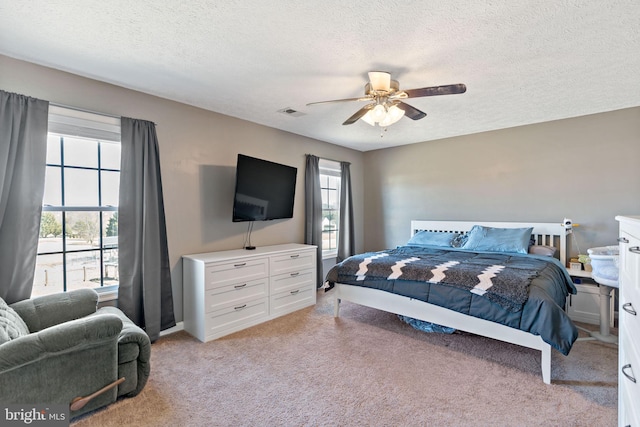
[407,231,460,247]
[451,234,468,248]
[461,225,533,254]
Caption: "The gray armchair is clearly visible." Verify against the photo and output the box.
[0,289,150,419]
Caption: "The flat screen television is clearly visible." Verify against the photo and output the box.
[232,154,297,222]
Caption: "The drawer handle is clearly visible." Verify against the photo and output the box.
[290,272,299,277]
[629,246,640,255]
[618,237,629,243]
[622,302,637,316]
[290,254,300,259]
[290,290,299,295]
[234,304,247,310]
[234,283,247,289]
[622,364,636,383]
[234,262,247,267]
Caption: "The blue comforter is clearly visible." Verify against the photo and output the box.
[326,245,579,355]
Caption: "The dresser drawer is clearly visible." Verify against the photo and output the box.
[621,295,640,342]
[205,258,268,289]
[622,238,640,305]
[270,250,314,275]
[620,327,640,396]
[621,279,640,319]
[271,269,314,293]
[621,384,639,427]
[203,297,268,340]
[621,324,640,365]
[204,278,268,312]
[270,287,314,317]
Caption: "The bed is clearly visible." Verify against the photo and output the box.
[327,220,579,384]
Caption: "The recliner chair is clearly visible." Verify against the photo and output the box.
[0,288,150,418]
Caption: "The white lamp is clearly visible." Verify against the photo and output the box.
[361,102,405,127]
[361,110,376,126]
[379,104,405,126]
[371,104,387,121]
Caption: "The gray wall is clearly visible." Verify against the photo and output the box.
[0,55,365,322]
[4,53,640,324]
[363,107,640,258]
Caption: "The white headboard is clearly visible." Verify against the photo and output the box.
[410,220,569,267]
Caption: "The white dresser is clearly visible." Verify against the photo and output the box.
[616,216,640,427]
[183,243,317,342]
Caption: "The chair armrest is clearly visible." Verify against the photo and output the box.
[95,307,151,396]
[0,313,122,373]
[10,289,99,332]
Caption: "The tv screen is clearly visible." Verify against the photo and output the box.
[232,154,297,222]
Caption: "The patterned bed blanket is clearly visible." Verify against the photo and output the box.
[327,246,550,313]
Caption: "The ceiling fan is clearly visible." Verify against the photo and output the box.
[307,71,466,127]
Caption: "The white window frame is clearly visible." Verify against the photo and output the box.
[34,106,121,299]
[319,159,341,259]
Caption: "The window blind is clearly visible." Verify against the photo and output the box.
[319,158,340,177]
[48,105,121,142]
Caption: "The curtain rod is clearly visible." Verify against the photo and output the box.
[305,154,347,164]
[50,102,121,120]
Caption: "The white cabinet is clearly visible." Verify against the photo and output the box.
[183,244,317,342]
[616,216,640,427]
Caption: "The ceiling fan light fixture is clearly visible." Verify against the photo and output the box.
[379,104,405,126]
[371,104,387,122]
[368,71,391,92]
[362,102,405,127]
[361,111,376,126]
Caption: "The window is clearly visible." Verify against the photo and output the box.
[32,106,121,298]
[319,159,341,258]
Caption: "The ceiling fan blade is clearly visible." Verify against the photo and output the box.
[396,102,427,120]
[403,83,467,98]
[307,96,372,106]
[342,105,373,125]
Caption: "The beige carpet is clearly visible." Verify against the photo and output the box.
[72,290,618,427]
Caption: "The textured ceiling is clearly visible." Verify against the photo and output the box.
[1,1,639,151]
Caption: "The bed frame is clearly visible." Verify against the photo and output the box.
[333,220,570,384]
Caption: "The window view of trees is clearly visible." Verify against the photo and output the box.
[106,212,118,237]
[39,212,62,237]
[33,133,120,298]
[34,210,119,296]
[69,213,100,245]
[39,212,114,246]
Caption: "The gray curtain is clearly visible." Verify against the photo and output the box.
[0,90,48,303]
[118,117,175,342]
[304,154,323,288]
[337,161,355,262]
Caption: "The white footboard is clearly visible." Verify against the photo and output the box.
[333,283,552,384]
